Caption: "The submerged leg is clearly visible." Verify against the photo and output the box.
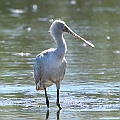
[44,88,49,109]
[56,89,62,110]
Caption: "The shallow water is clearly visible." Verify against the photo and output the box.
[0,0,120,120]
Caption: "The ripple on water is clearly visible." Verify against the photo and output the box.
[59,92,120,112]
[0,80,119,111]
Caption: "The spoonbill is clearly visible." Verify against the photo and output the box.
[34,20,94,110]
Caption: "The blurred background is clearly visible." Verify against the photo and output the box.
[0,0,120,120]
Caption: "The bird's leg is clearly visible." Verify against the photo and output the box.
[44,88,49,109]
[56,89,62,110]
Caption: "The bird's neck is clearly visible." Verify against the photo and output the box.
[53,32,67,58]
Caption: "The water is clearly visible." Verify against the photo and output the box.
[0,0,120,120]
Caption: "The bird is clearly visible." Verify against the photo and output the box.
[34,20,94,110]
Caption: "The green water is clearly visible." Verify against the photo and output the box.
[0,0,120,120]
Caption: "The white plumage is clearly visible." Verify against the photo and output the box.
[34,48,67,90]
[34,20,94,109]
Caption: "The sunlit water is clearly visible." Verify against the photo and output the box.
[0,0,120,120]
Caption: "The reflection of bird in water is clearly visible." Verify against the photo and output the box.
[34,20,94,109]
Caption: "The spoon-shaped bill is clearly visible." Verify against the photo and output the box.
[65,25,95,48]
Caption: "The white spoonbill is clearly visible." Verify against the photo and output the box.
[34,20,94,110]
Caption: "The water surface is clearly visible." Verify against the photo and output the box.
[0,0,120,120]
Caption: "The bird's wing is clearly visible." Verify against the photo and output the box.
[34,48,56,90]
[34,55,43,84]
[34,48,55,82]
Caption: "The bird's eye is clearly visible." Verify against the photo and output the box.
[61,24,65,31]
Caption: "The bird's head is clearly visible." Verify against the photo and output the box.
[49,20,67,34]
[50,20,94,48]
